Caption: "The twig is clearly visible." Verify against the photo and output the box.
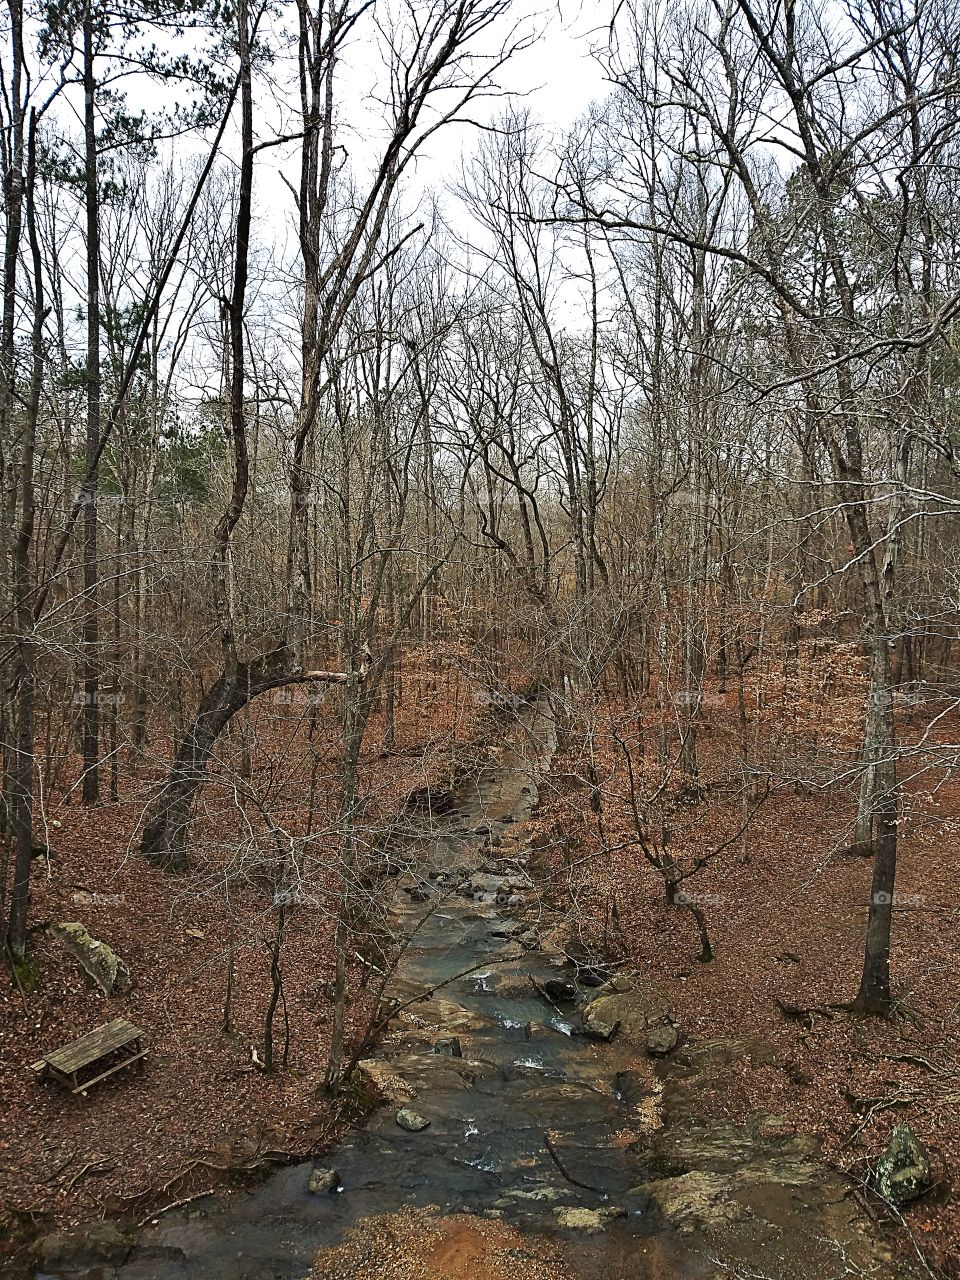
[123,1145,300,1214]
[841,1090,917,1148]
[543,1130,602,1192]
[529,975,564,1016]
[42,1148,79,1183]
[848,1185,883,1223]
[137,1189,217,1227]
[885,1052,943,1074]
[64,1158,115,1191]
[774,997,843,1029]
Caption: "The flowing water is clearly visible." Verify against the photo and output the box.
[38,700,916,1280]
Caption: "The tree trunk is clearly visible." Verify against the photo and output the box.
[852,627,897,1014]
[6,112,43,959]
[140,649,347,868]
[844,490,898,1015]
[80,5,101,805]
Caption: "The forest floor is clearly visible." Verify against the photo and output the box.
[5,660,958,1277]
[527,678,960,1277]
[0,650,487,1258]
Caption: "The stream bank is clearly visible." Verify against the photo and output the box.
[36,698,917,1279]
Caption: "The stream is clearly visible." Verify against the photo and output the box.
[39,700,916,1280]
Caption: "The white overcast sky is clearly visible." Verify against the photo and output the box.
[31,0,613,364]
[250,0,611,237]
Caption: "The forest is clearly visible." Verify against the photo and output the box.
[1,0,959,1276]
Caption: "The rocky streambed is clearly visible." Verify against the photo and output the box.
[36,700,917,1280]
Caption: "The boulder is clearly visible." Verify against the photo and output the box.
[874,1124,932,1205]
[307,1165,341,1194]
[645,1023,680,1056]
[35,1221,134,1270]
[582,1014,620,1042]
[53,922,131,995]
[396,1107,431,1132]
[751,1113,792,1139]
[581,987,673,1045]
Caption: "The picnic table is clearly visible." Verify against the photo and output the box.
[32,1017,146,1095]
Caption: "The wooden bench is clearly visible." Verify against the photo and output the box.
[31,1018,146,1095]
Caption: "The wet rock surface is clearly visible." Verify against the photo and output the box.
[39,700,921,1279]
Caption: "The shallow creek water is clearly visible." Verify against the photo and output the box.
[41,701,916,1280]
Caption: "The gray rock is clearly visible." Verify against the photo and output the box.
[396,1107,431,1132]
[35,1222,134,1269]
[503,875,533,891]
[874,1124,932,1205]
[646,1023,680,1056]
[307,1165,341,1194]
[433,1036,463,1058]
[498,1186,565,1205]
[581,989,673,1044]
[523,1019,555,1041]
[583,1015,620,1042]
[751,1113,791,1139]
[53,922,131,995]
[490,924,519,939]
[553,1205,626,1233]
